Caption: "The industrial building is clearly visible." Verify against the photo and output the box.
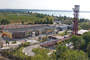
[1,25,53,39]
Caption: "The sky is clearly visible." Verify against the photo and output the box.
[0,0,90,11]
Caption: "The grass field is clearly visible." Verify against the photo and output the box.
[0,14,44,23]
[58,31,70,36]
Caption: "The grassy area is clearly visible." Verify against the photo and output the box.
[58,31,70,36]
[12,42,32,59]
[12,47,29,58]
[0,12,54,24]
[32,47,50,55]
[32,47,50,60]
[11,40,17,44]
[58,32,65,36]
[0,15,43,23]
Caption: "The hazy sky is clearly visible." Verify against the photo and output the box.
[0,0,90,11]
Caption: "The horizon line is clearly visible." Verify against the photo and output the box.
[0,9,90,12]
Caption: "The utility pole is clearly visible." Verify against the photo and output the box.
[72,5,80,35]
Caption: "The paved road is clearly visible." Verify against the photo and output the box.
[22,44,40,56]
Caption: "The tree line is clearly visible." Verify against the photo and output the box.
[28,17,54,24]
[0,19,10,25]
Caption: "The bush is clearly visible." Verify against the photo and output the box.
[1,19,10,25]
[58,31,69,36]
[0,57,8,60]
[1,42,31,60]
[58,32,65,36]
[28,21,33,24]
[11,40,17,44]
[22,21,24,24]
[19,42,30,47]
[41,37,48,42]
[32,47,50,60]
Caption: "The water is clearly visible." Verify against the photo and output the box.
[30,11,90,19]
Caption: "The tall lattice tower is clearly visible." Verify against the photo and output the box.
[72,5,80,35]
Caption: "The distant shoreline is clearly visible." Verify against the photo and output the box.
[0,9,90,13]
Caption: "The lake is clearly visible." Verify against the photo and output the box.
[30,10,90,19]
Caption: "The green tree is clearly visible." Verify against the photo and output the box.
[28,21,33,24]
[6,40,9,47]
[80,22,90,30]
[79,18,85,22]
[86,42,90,58]
[22,21,24,24]
[78,26,81,30]
[56,44,68,58]
[82,32,90,45]
[70,35,85,49]
[60,49,89,60]
[63,16,67,20]
[32,47,49,60]
[58,15,63,20]
[1,19,10,25]
[46,17,49,24]
[49,52,57,60]
[65,30,68,35]
[49,19,54,24]
[33,54,45,60]
[87,42,90,53]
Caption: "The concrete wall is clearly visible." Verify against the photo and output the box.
[13,32,25,39]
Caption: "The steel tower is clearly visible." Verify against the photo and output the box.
[72,5,80,35]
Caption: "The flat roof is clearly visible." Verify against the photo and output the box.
[78,29,89,35]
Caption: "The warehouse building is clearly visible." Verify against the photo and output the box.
[2,25,52,39]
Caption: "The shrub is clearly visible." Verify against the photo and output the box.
[0,57,8,60]
[11,40,17,44]
[19,42,30,47]
[32,47,50,59]
[1,19,10,25]
[1,42,31,60]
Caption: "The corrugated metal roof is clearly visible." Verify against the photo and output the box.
[4,25,50,33]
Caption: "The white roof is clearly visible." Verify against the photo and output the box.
[78,29,89,35]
